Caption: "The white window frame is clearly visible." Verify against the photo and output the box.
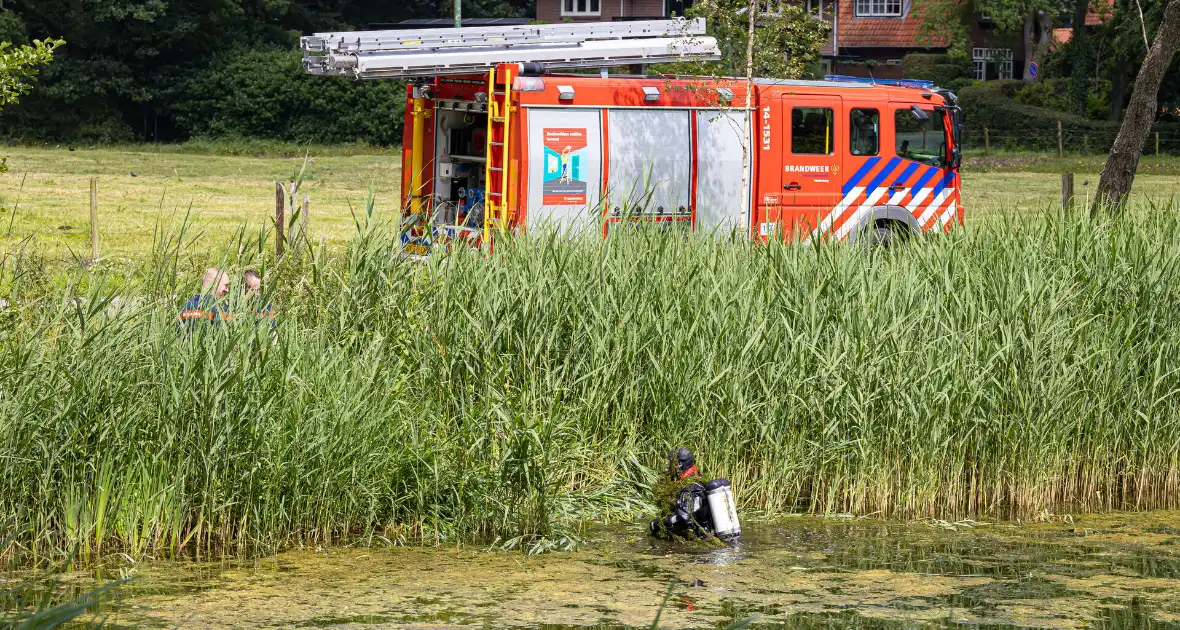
[759,0,784,16]
[806,0,831,18]
[998,48,1014,79]
[972,47,1014,81]
[855,0,902,17]
[562,0,602,17]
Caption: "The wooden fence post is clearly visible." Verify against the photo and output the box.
[89,178,99,262]
[984,127,990,155]
[275,182,285,259]
[287,180,299,248]
[301,195,309,247]
[1062,173,1075,210]
[1156,131,1161,156]
[1057,120,1064,157]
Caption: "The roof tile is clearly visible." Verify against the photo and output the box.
[835,0,949,49]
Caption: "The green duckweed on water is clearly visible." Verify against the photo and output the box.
[57,511,1180,629]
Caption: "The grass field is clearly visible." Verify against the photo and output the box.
[2,146,1180,264]
[0,146,402,263]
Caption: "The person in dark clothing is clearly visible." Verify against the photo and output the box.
[650,448,714,540]
[242,269,276,326]
[179,268,229,328]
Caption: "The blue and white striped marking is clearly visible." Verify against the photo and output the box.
[808,162,959,241]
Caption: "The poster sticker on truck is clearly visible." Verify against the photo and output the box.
[542,128,589,205]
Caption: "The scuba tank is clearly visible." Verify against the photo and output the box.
[705,479,741,540]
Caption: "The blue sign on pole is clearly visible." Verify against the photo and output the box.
[1029,61,1039,79]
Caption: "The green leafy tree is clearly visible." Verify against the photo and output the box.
[174,49,406,144]
[1066,0,1093,114]
[0,35,61,172]
[0,37,61,108]
[1095,0,1175,119]
[668,0,829,79]
[1093,0,1180,212]
[912,0,975,80]
[915,0,1064,81]
[976,0,1063,80]
[2,0,532,143]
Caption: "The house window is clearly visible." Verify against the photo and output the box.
[850,108,879,156]
[792,107,834,155]
[998,49,1014,79]
[972,47,1014,80]
[805,0,832,18]
[855,0,902,17]
[760,0,784,16]
[562,0,601,16]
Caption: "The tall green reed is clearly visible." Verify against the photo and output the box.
[3,202,1180,561]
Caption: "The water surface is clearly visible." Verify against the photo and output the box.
[84,512,1180,628]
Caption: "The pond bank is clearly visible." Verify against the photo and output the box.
[75,511,1180,629]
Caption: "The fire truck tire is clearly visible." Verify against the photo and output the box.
[869,221,909,249]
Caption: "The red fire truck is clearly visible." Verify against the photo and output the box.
[301,18,964,251]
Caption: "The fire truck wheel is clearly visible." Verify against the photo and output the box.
[869,222,909,249]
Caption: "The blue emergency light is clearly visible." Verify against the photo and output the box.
[824,75,936,90]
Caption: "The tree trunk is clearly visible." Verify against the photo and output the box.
[1108,54,1130,120]
[1107,0,1135,120]
[1072,0,1090,40]
[1023,7,1036,79]
[1069,0,1093,115]
[1036,13,1054,60]
[1092,0,1180,214]
[1024,7,1054,80]
[740,0,755,231]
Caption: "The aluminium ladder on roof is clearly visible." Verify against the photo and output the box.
[301,18,720,79]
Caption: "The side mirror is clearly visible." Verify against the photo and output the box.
[910,105,930,121]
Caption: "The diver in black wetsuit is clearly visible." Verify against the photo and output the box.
[649,448,714,540]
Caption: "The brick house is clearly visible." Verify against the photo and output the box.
[807,0,1036,80]
[534,0,1110,82]
[819,0,952,79]
[535,0,685,23]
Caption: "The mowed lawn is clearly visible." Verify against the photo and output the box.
[0,146,403,262]
[1,146,1179,261]
[964,170,1180,212]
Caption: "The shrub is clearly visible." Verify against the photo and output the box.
[0,97,137,144]
[1001,78,1112,121]
[172,49,406,146]
[901,53,942,79]
[958,83,1180,154]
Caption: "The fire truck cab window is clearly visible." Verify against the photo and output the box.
[791,107,834,155]
[849,108,878,156]
[894,107,946,167]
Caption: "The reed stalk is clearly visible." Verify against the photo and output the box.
[3,201,1180,559]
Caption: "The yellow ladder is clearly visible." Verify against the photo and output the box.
[483,65,514,245]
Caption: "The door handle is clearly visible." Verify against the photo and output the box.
[887,184,906,192]
[783,182,802,191]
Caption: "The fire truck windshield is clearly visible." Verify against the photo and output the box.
[894,108,947,168]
